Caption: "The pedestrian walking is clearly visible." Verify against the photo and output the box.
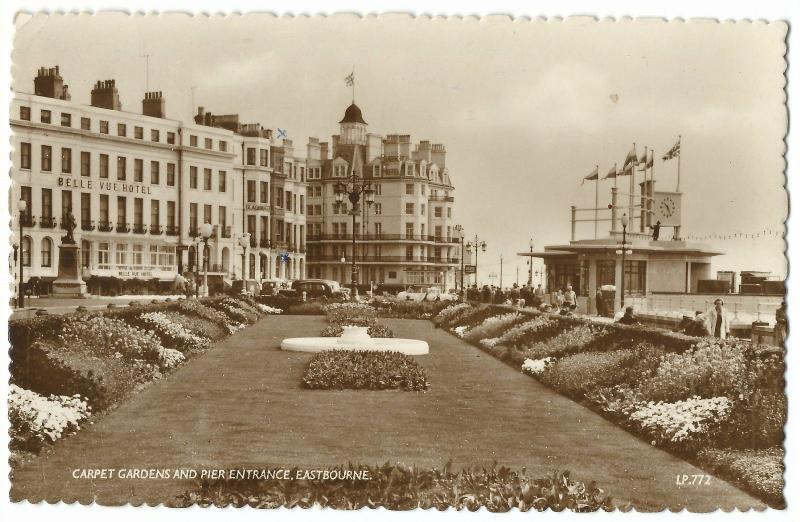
[704,298,731,339]
[563,285,577,310]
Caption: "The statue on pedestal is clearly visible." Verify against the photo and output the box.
[62,211,77,244]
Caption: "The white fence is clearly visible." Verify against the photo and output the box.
[626,293,783,325]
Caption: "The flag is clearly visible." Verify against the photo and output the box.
[345,72,355,86]
[603,165,617,180]
[646,150,654,169]
[662,138,681,161]
[618,162,634,176]
[582,166,599,185]
[638,149,648,165]
[623,144,637,169]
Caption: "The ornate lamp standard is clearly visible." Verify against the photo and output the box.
[199,222,213,297]
[615,214,632,309]
[527,238,534,286]
[334,169,374,302]
[238,233,250,294]
[17,199,28,308]
[465,235,487,287]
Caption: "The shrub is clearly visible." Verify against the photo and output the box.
[140,311,211,352]
[540,349,638,397]
[320,324,395,338]
[698,447,785,508]
[374,299,449,320]
[464,312,524,343]
[9,384,91,452]
[178,299,233,331]
[433,302,475,328]
[303,351,429,391]
[59,315,162,361]
[162,311,228,341]
[324,302,377,326]
[521,324,600,360]
[176,465,612,511]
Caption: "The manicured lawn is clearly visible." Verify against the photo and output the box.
[10,316,762,510]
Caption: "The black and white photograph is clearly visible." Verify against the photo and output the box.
[3,9,795,515]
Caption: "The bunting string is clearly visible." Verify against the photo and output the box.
[684,229,784,241]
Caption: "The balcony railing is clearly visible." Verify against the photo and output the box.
[149,225,163,235]
[116,222,130,233]
[165,225,179,236]
[81,220,95,231]
[260,238,271,248]
[306,233,459,244]
[428,195,455,202]
[220,225,232,238]
[250,237,257,248]
[40,216,57,229]
[307,255,460,264]
[189,227,199,238]
[20,215,36,227]
[133,223,146,234]
[98,220,113,232]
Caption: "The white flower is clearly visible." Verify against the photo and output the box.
[140,311,211,350]
[158,347,186,369]
[522,357,554,375]
[454,325,469,338]
[8,385,91,443]
[629,396,732,444]
[256,303,283,314]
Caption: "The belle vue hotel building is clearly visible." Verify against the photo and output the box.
[10,66,459,296]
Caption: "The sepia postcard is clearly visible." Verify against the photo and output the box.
[4,12,791,513]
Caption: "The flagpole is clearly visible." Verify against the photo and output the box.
[629,142,635,231]
[614,163,617,189]
[351,65,355,103]
[594,164,599,239]
[676,134,681,192]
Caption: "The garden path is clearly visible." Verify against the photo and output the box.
[11,315,762,510]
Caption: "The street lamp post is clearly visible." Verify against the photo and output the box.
[238,233,250,294]
[527,238,534,286]
[465,235,487,287]
[17,199,27,308]
[199,222,213,297]
[335,167,374,302]
[454,225,465,296]
[616,214,631,310]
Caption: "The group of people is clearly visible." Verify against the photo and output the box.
[466,283,547,308]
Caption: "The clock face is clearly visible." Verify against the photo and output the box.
[659,197,676,218]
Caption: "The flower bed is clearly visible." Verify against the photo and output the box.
[323,302,377,326]
[372,299,449,320]
[176,465,612,511]
[433,304,786,507]
[9,384,91,453]
[161,310,228,341]
[302,351,429,391]
[320,323,395,338]
[140,311,211,352]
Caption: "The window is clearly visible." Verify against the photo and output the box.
[219,140,227,152]
[117,123,127,137]
[41,188,53,219]
[276,188,284,208]
[134,198,144,226]
[286,191,293,211]
[60,113,71,127]
[405,203,414,215]
[100,120,109,134]
[150,200,160,227]
[434,207,442,218]
[98,242,110,267]
[204,138,212,150]
[189,166,198,189]
[247,180,256,202]
[373,165,380,177]
[405,222,414,239]
[61,190,72,223]
[435,225,443,239]
[167,201,176,229]
[315,204,322,215]
[115,243,128,266]
[81,193,91,225]
[374,184,382,195]
[167,132,175,145]
[218,171,226,192]
[374,222,382,236]
[421,185,426,196]
[406,246,414,260]
[41,110,51,123]
[189,135,198,147]
[259,181,268,203]
[624,260,647,295]
[117,196,127,226]
[374,203,382,215]
[20,142,31,169]
[81,151,90,177]
[21,236,31,266]
[132,244,144,267]
[61,148,72,173]
[40,238,53,267]
[203,168,212,190]
[166,163,175,186]
[41,145,52,171]
[134,159,143,182]
[117,156,127,180]
[247,148,256,165]
[306,204,313,216]
[219,206,227,228]
[447,207,452,218]
[150,161,160,184]
[300,195,305,214]
[134,126,143,139]
[99,195,109,223]
[405,183,414,195]
[151,129,160,142]
[203,204,212,225]
[421,204,426,216]
[80,117,91,130]
[20,106,30,121]
[158,245,175,267]
[260,149,268,166]
[99,154,109,178]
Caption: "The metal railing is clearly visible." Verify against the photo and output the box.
[149,225,163,235]
[307,255,460,264]
[81,220,95,231]
[97,220,113,232]
[116,222,130,233]
[165,225,179,236]
[132,223,146,234]
[40,216,57,228]
[306,233,459,244]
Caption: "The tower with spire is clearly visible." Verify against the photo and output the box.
[339,102,368,146]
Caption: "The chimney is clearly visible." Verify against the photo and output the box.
[320,142,329,160]
[194,106,205,124]
[90,79,122,110]
[34,65,71,100]
[142,91,166,118]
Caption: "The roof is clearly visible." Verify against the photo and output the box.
[339,103,367,125]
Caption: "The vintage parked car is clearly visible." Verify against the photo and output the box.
[290,279,349,300]
[395,285,458,302]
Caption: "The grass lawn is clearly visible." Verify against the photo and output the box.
[10,316,763,510]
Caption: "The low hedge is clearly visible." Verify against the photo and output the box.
[303,351,429,391]
[320,323,395,338]
[176,465,612,511]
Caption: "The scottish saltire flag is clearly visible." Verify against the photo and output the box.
[603,164,618,180]
[662,139,681,161]
[582,166,599,185]
[345,72,354,86]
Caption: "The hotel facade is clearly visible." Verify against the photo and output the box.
[10,66,307,295]
[303,103,460,291]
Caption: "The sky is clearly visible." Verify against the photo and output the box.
[11,13,788,283]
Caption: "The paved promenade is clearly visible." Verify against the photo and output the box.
[11,316,762,510]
